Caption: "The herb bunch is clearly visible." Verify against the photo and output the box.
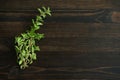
[15,7,51,69]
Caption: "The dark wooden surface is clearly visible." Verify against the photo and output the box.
[0,0,120,80]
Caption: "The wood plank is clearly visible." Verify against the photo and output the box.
[2,51,120,79]
[0,0,116,11]
[0,22,120,37]
[7,65,120,79]
[0,40,120,68]
[0,9,119,23]
[1,51,120,68]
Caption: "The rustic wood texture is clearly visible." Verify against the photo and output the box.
[0,0,120,80]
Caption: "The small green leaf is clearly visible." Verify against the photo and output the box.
[47,12,51,16]
[36,22,43,26]
[21,50,26,57]
[19,60,23,65]
[21,33,29,39]
[15,37,22,43]
[28,32,35,37]
[32,53,37,60]
[35,46,40,51]
[36,16,43,22]
[25,46,29,51]
[15,46,19,53]
[20,65,23,69]
[42,6,47,11]
[38,8,42,13]
[41,13,46,18]
[32,19,35,25]
[46,7,51,16]
[35,33,44,40]
[32,46,34,53]
[19,44,23,50]
[30,60,33,64]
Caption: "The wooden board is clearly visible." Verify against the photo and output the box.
[0,0,120,80]
[0,0,117,10]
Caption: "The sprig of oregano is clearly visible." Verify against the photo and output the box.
[15,7,51,69]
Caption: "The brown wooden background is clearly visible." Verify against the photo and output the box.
[0,0,120,80]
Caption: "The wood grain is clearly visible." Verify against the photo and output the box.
[0,9,116,23]
[0,0,120,80]
[0,0,117,11]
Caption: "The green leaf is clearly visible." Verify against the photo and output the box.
[20,65,23,69]
[38,8,46,18]
[47,12,51,16]
[42,6,47,11]
[32,19,35,25]
[21,33,29,39]
[32,46,34,53]
[41,13,46,18]
[34,33,44,40]
[15,37,22,43]
[28,32,35,37]
[21,50,26,57]
[46,7,51,16]
[25,46,29,51]
[34,46,40,51]
[30,60,33,64]
[19,60,23,65]
[19,44,23,50]
[34,25,39,30]
[15,46,19,53]
[36,16,43,22]
[36,22,43,26]
[32,21,39,30]
[32,53,37,60]
[38,8,42,13]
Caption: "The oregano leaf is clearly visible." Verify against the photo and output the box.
[32,53,37,60]
[19,60,22,65]
[35,46,40,51]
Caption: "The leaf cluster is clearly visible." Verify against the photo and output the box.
[15,7,51,69]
